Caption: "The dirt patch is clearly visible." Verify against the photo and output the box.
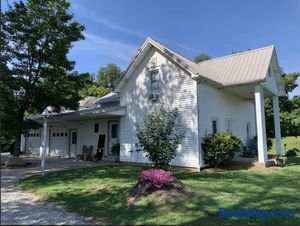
[127,180,191,207]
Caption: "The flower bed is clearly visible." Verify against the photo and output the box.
[139,169,175,188]
[128,168,186,206]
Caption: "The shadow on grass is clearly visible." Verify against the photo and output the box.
[19,159,300,225]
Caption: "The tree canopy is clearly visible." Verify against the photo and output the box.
[194,53,212,63]
[265,72,300,138]
[0,0,89,155]
[80,64,122,97]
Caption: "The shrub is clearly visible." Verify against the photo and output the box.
[139,169,175,189]
[136,105,184,169]
[202,133,242,167]
[241,146,255,158]
[286,148,299,157]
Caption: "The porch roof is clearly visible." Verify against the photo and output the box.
[29,105,126,123]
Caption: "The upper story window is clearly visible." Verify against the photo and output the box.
[150,70,159,94]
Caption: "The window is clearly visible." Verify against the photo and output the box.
[60,132,64,137]
[56,133,59,137]
[65,132,68,136]
[150,70,159,94]
[212,120,218,135]
[53,133,55,137]
[71,132,77,144]
[225,119,232,133]
[111,124,118,138]
[94,123,99,133]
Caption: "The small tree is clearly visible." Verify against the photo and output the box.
[136,105,184,169]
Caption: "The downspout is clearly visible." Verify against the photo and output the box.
[196,79,204,171]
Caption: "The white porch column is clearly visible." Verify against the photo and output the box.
[255,85,268,163]
[272,95,282,155]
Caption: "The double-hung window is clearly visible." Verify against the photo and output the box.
[150,70,159,94]
[212,119,218,134]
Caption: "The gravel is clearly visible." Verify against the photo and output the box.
[1,155,112,225]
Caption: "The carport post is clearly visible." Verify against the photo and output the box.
[41,107,51,176]
[41,118,47,176]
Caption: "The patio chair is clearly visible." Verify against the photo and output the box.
[77,145,86,160]
[84,145,93,161]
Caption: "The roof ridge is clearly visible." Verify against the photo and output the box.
[147,37,198,66]
[197,45,274,64]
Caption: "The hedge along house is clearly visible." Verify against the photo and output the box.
[23,38,285,169]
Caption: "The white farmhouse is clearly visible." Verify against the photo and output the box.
[23,38,285,169]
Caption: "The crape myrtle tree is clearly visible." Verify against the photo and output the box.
[0,0,90,156]
[136,105,184,169]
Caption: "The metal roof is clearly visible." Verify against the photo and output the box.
[196,46,275,86]
[115,38,278,91]
[94,92,119,105]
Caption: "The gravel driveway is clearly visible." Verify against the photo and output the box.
[1,155,113,225]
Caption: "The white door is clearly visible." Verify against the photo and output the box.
[108,121,118,155]
[69,129,77,157]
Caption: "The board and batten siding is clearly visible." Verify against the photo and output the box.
[119,47,200,168]
[198,83,256,144]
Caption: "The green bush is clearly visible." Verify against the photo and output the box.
[286,148,299,157]
[136,105,184,169]
[241,146,255,158]
[202,133,242,167]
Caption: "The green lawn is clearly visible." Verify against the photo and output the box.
[269,136,300,155]
[19,157,300,225]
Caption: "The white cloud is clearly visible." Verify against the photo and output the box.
[72,32,138,62]
[71,2,146,38]
[176,43,201,54]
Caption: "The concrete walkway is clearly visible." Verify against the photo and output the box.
[1,154,113,225]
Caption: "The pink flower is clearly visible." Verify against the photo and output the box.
[139,169,175,188]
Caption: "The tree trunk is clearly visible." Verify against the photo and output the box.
[13,111,25,157]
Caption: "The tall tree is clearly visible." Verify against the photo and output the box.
[97,63,122,89]
[0,0,89,156]
[194,53,211,63]
[265,72,300,138]
[80,64,123,98]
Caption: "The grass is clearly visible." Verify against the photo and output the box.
[19,157,300,225]
[269,136,300,155]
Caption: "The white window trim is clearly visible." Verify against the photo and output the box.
[225,118,233,133]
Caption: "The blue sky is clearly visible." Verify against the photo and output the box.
[3,0,300,96]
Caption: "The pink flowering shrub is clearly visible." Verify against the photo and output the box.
[139,169,175,188]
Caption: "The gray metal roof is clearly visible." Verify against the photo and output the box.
[116,37,277,91]
[29,105,126,122]
[196,46,274,86]
[79,96,98,108]
[94,92,119,105]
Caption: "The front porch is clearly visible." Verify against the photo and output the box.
[223,81,285,165]
[25,105,126,160]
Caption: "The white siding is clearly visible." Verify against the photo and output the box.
[119,47,199,168]
[26,117,119,158]
[198,83,256,144]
